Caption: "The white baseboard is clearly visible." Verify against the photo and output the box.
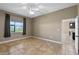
[0,36,32,44]
[0,36,63,45]
[33,36,63,44]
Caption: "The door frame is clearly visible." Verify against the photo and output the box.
[75,16,78,54]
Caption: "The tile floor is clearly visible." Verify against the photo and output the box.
[0,37,76,55]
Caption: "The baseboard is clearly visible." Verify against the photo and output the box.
[0,36,63,45]
[0,36,32,44]
[33,36,63,44]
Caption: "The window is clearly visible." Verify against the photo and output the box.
[10,21,15,32]
[15,22,23,32]
[10,21,23,33]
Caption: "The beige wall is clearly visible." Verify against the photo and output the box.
[0,11,5,39]
[32,6,78,42]
[0,10,32,41]
[26,17,32,36]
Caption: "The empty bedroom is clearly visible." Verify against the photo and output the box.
[0,3,79,55]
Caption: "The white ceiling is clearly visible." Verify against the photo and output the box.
[0,3,77,18]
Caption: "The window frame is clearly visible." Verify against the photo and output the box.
[10,25,15,32]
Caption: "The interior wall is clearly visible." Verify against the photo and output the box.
[26,17,32,36]
[0,11,5,40]
[32,5,77,42]
[0,10,32,41]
